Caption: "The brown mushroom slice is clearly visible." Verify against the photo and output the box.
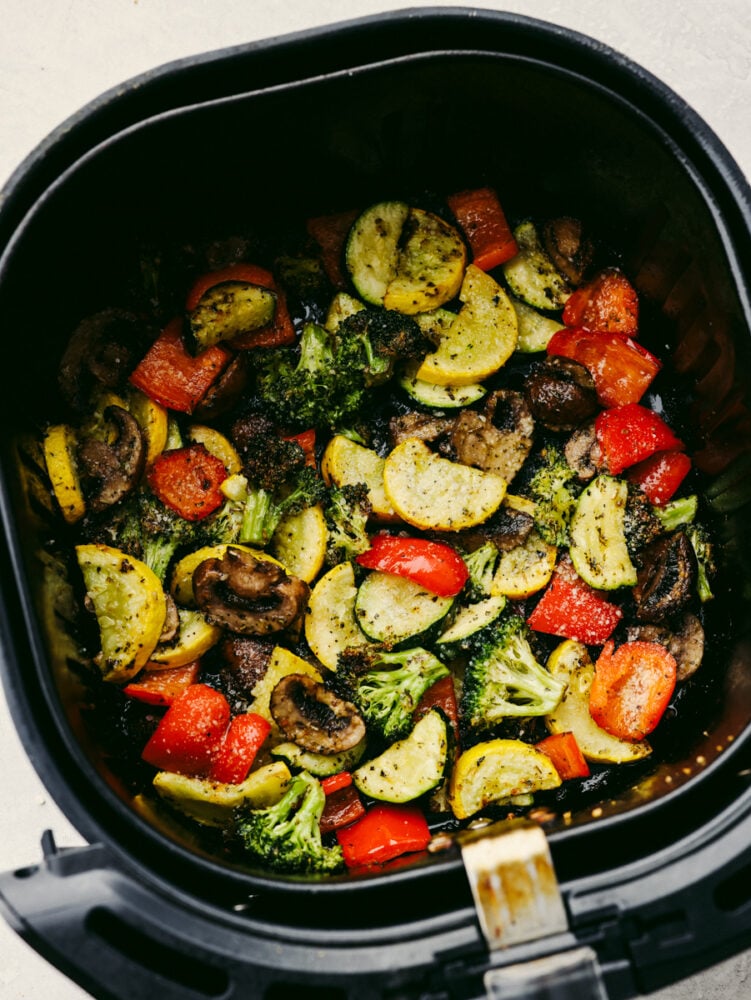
[192,353,250,421]
[270,673,366,754]
[158,594,180,644]
[524,357,599,432]
[564,420,602,482]
[542,217,594,286]
[633,532,697,623]
[451,389,535,484]
[193,546,310,635]
[388,412,455,449]
[215,635,276,713]
[626,612,705,682]
[77,405,145,512]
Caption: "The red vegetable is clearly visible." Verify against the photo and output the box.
[596,404,684,475]
[320,771,353,796]
[123,662,201,706]
[527,556,622,645]
[415,674,460,746]
[336,804,431,868]
[547,327,660,407]
[185,262,295,350]
[209,713,271,784]
[355,535,469,597]
[562,267,639,338]
[536,732,590,780]
[284,428,317,469]
[319,784,366,836]
[446,186,518,271]
[626,449,692,506]
[147,443,228,521]
[589,640,677,742]
[130,318,232,414]
[306,209,359,288]
[141,684,231,776]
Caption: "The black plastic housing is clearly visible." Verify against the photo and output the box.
[1,8,750,998]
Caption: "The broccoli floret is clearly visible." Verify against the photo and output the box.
[463,542,500,600]
[337,308,429,386]
[235,771,343,874]
[653,494,698,532]
[324,482,372,565]
[337,646,449,742]
[687,523,716,602]
[256,321,366,433]
[461,616,565,728]
[529,446,579,546]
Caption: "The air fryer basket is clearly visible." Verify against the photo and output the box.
[1,9,750,999]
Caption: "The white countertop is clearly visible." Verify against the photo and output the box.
[1,2,750,997]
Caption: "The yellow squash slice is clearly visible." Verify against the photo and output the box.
[449,738,562,820]
[412,264,518,385]
[187,424,242,473]
[383,437,507,530]
[321,434,398,520]
[271,503,328,583]
[76,543,167,683]
[545,640,652,763]
[147,608,222,668]
[248,646,323,726]
[491,530,557,599]
[43,424,86,524]
[153,761,291,827]
[305,562,371,670]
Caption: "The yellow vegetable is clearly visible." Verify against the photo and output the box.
[449,738,561,820]
[271,503,327,583]
[147,608,222,668]
[545,640,652,763]
[187,424,242,474]
[249,646,322,725]
[491,530,557,599]
[75,543,167,683]
[383,437,507,530]
[321,434,398,521]
[170,544,282,607]
[43,424,86,524]
[413,264,518,385]
[305,562,370,670]
[153,762,291,827]
[127,387,168,465]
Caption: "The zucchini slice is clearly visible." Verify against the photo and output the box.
[188,281,277,350]
[502,222,571,311]
[355,571,453,645]
[511,296,565,352]
[305,562,371,670]
[325,290,366,331]
[353,708,449,803]
[449,738,561,820]
[545,640,651,763]
[569,475,637,590]
[412,265,518,386]
[399,363,486,409]
[153,761,291,827]
[437,594,507,645]
[271,739,366,777]
[346,201,466,313]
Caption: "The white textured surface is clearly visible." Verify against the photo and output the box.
[1,2,750,997]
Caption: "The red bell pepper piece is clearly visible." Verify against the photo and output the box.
[415,674,460,746]
[336,804,431,868]
[320,771,353,796]
[596,404,684,476]
[562,267,639,339]
[546,327,660,407]
[536,732,590,780]
[130,318,232,414]
[356,535,469,597]
[589,640,677,742]
[123,661,201,706]
[185,262,295,350]
[527,556,622,645]
[208,712,271,784]
[319,784,366,836]
[306,209,359,288]
[446,186,518,271]
[147,443,228,521]
[626,449,692,506]
[141,684,231,776]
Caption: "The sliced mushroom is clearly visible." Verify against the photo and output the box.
[462,505,535,554]
[193,546,310,635]
[192,353,249,421]
[450,390,534,483]
[213,636,275,713]
[77,405,145,512]
[389,411,455,449]
[633,532,696,623]
[626,612,705,682]
[564,420,602,482]
[270,673,366,754]
[542,217,594,286]
[159,594,180,644]
[524,357,598,431]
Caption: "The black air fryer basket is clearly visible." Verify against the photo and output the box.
[1,9,751,999]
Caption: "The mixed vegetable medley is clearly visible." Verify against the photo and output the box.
[38,185,716,875]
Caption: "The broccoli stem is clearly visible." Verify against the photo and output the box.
[240,488,279,547]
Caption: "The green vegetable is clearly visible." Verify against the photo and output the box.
[528,445,579,546]
[323,482,372,566]
[235,770,344,874]
[687,523,716,602]
[336,308,428,386]
[461,615,565,728]
[653,494,698,532]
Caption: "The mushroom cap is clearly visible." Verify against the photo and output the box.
[270,673,366,754]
